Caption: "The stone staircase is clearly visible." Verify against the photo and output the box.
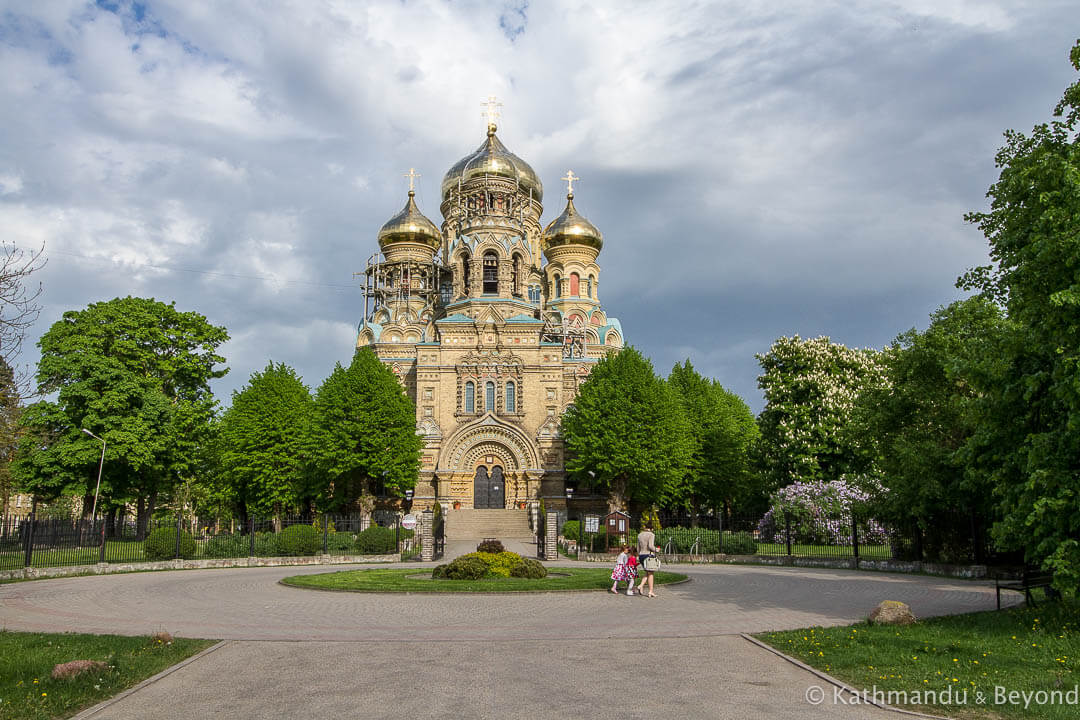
[445,509,535,540]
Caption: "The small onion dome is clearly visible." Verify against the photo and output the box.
[441,124,543,203]
[377,190,441,250]
[542,192,603,251]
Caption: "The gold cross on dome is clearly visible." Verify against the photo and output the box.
[562,170,579,194]
[403,168,420,191]
[482,95,502,127]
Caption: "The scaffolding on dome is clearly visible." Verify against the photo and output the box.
[359,252,451,322]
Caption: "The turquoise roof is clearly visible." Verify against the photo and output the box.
[436,314,473,323]
[505,314,542,323]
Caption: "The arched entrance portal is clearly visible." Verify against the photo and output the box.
[473,465,505,509]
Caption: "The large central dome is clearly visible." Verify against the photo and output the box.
[440,124,543,203]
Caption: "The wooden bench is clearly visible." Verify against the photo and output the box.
[996,567,1055,610]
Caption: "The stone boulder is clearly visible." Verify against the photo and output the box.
[869,600,917,626]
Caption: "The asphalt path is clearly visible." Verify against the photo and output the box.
[0,562,1011,718]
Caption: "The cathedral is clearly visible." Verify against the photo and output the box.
[357,104,623,517]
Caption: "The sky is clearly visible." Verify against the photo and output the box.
[0,1,1076,413]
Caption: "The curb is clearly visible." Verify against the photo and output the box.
[739,633,949,719]
[70,640,229,719]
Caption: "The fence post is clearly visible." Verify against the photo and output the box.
[99,519,106,564]
[23,511,35,568]
[174,512,182,559]
[578,517,584,560]
[395,516,401,554]
[322,513,329,554]
[420,510,433,562]
[784,512,793,556]
[718,513,724,554]
[249,517,255,557]
[544,511,558,561]
[851,514,860,564]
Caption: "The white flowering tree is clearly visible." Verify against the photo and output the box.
[756,336,888,490]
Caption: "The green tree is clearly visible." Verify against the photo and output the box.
[12,297,227,536]
[305,348,421,510]
[960,41,1080,586]
[666,360,761,515]
[215,362,313,527]
[756,335,887,489]
[561,346,692,513]
[856,297,1007,562]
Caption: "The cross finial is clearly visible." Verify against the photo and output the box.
[562,170,579,195]
[482,95,502,128]
[403,167,420,192]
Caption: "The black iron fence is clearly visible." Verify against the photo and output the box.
[558,509,996,566]
[0,512,415,571]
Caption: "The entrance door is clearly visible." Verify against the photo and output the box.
[488,466,505,509]
[473,466,489,509]
[473,465,505,509]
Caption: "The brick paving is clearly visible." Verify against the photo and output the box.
[4,563,1014,719]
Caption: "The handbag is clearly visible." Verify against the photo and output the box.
[643,555,660,572]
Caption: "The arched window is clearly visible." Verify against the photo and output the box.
[485,381,495,411]
[505,381,516,413]
[587,275,595,298]
[465,381,475,413]
[554,274,562,298]
[511,254,522,297]
[460,252,471,295]
[570,273,580,297]
[482,252,499,294]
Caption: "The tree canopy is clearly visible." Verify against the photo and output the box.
[666,360,761,513]
[12,297,228,532]
[214,362,313,522]
[959,40,1080,586]
[305,348,422,510]
[560,346,693,512]
[756,335,887,489]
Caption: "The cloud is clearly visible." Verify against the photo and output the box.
[1,0,1076,412]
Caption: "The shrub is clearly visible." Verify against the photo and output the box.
[483,551,525,578]
[476,539,505,554]
[722,531,757,555]
[277,524,322,556]
[253,531,279,556]
[510,557,547,579]
[356,525,397,554]
[437,554,488,580]
[204,533,248,558]
[326,532,356,554]
[756,478,887,546]
[432,563,448,579]
[561,520,580,539]
[143,527,196,561]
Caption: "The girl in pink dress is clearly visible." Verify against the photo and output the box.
[609,545,631,594]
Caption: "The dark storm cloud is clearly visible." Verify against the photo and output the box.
[1,0,1077,413]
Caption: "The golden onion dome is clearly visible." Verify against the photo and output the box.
[441,124,543,203]
[377,191,441,250]
[542,192,603,252]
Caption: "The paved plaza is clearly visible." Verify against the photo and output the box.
[0,562,1013,718]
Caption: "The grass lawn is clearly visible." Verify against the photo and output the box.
[0,630,216,720]
[281,566,688,592]
[757,593,1080,719]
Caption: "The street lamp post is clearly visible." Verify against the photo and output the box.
[81,429,106,524]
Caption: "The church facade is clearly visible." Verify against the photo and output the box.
[356,112,623,514]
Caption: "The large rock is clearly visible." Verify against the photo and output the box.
[869,600,917,626]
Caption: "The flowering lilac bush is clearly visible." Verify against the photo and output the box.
[756,478,888,546]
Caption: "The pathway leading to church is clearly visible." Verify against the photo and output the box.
[1,564,1011,719]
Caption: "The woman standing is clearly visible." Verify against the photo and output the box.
[636,523,658,597]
